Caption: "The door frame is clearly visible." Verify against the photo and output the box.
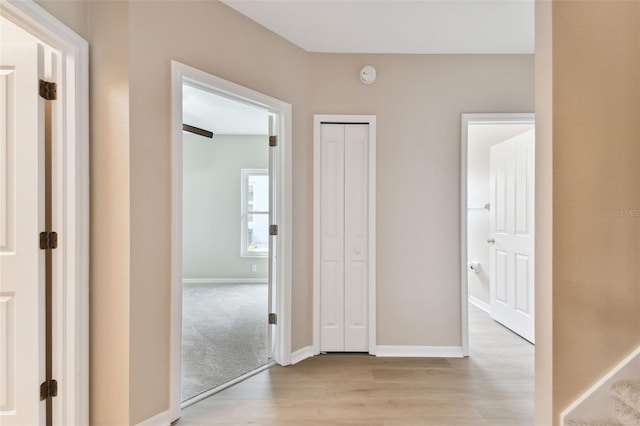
[0,1,89,424]
[460,113,534,356]
[312,114,377,355]
[170,61,292,421]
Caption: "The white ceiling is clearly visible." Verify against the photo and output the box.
[221,0,535,54]
[183,84,269,136]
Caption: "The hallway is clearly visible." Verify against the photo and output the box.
[177,304,533,425]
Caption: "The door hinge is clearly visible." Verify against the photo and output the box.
[269,135,277,147]
[40,379,58,401]
[268,313,277,325]
[269,224,278,236]
[39,231,58,250]
[39,80,57,101]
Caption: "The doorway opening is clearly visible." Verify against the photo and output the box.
[181,84,274,403]
[460,113,535,354]
[170,62,292,420]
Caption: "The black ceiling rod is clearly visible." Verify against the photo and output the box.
[183,124,213,139]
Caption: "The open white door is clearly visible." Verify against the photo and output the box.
[0,21,46,426]
[489,129,535,343]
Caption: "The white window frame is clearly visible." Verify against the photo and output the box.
[241,168,269,258]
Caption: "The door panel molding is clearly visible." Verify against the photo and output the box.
[489,131,535,342]
[313,115,376,356]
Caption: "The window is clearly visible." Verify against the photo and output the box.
[241,169,269,257]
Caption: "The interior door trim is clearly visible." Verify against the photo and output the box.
[312,114,377,356]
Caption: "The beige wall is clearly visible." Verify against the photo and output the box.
[547,1,640,423]
[534,0,554,423]
[309,54,534,346]
[86,3,132,422]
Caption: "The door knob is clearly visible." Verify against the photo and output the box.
[487,238,495,244]
[354,247,362,254]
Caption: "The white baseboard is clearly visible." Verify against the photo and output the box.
[561,345,640,425]
[290,345,315,365]
[183,278,268,285]
[376,345,464,358]
[135,410,170,426]
[468,295,491,313]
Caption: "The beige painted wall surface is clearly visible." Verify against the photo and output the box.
[127,1,309,423]
[86,3,133,424]
[534,0,553,424]
[551,1,640,423]
[310,54,534,346]
[35,0,88,39]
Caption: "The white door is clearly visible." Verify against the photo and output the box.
[319,123,369,352]
[489,129,535,343]
[0,18,46,426]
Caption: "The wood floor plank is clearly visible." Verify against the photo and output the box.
[177,305,534,425]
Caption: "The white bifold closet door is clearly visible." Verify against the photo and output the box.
[319,123,369,352]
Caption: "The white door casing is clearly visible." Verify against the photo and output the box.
[0,22,46,426]
[315,116,376,354]
[489,129,535,343]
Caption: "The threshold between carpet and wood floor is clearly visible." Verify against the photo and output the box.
[177,304,534,426]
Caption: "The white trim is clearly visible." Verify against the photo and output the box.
[468,295,491,314]
[460,113,535,357]
[560,345,640,425]
[134,410,171,426]
[0,2,90,425]
[290,346,316,365]
[170,61,292,422]
[376,346,464,358]
[182,278,268,285]
[312,115,377,355]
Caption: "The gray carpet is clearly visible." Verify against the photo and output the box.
[181,283,269,402]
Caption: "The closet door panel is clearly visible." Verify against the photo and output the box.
[319,124,345,351]
[344,124,369,351]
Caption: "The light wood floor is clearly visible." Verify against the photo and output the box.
[177,304,534,425]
